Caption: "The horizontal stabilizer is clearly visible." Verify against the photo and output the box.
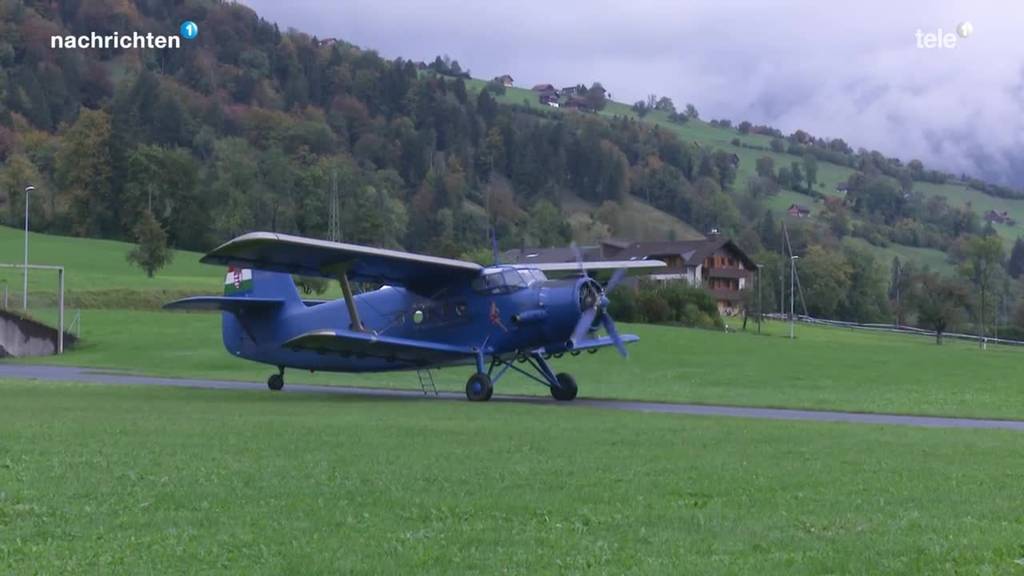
[285,329,478,365]
[163,296,285,314]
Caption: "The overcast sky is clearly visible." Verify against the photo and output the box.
[239,1,1024,187]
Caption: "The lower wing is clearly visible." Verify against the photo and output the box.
[548,334,639,354]
[284,329,478,366]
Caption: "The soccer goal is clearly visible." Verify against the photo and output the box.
[0,263,67,354]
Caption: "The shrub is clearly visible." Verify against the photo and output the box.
[609,281,725,329]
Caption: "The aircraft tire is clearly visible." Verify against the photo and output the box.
[465,373,493,401]
[267,373,284,391]
[550,373,578,401]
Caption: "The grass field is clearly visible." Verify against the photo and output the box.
[13,306,1024,420]
[560,191,704,242]
[3,379,1024,574]
[0,224,216,293]
[2,80,1021,576]
[842,236,954,274]
[0,224,220,310]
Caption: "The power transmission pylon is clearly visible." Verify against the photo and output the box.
[328,169,341,242]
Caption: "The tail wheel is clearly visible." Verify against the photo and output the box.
[465,373,493,402]
[550,372,578,401]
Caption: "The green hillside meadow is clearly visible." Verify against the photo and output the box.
[463,79,968,270]
[0,224,215,291]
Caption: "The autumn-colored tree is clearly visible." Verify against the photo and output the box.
[55,109,114,236]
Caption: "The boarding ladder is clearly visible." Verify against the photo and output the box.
[416,369,438,397]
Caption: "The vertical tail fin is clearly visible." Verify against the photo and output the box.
[223,267,300,305]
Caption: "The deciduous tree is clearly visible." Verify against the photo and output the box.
[914,271,968,344]
[958,235,1005,344]
[126,209,173,278]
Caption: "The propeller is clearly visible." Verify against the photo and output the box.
[568,243,629,358]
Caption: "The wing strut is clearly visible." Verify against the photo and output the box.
[337,272,365,332]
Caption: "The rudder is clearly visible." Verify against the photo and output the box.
[223,267,300,305]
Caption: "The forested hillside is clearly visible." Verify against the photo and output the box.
[1,0,1024,328]
[0,0,740,257]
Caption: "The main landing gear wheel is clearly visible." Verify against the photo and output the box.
[465,372,493,402]
[550,372,578,401]
[267,369,284,391]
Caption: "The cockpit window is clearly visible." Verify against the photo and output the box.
[482,273,503,290]
[518,269,547,285]
[471,269,534,293]
[503,269,527,288]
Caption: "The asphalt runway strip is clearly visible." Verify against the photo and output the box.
[3,364,1023,431]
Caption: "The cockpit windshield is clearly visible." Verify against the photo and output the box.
[519,269,547,285]
[471,268,546,294]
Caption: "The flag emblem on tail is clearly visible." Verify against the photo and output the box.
[224,267,253,295]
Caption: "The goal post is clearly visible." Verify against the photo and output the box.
[0,263,65,354]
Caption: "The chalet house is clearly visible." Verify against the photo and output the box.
[561,85,582,97]
[539,92,560,106]
[607,237,757,316]
[788,203,811,218]
[504,237,757,316]
[494,74,514,87]
[531,83,556,93]
[835,182,849,195]
[563,96,593,112]
[984,210,1016,226]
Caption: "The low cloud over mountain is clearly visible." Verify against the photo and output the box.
[243,0,1024,187]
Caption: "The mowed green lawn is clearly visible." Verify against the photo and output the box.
[3,379,1024,574]
[12,307,1024,420]
[0,224,220,307]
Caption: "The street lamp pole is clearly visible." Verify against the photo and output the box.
[789,255,799,340]
[23,185,34,310]
[756,264,763,335]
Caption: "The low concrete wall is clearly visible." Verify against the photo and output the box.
[0,310,77,358]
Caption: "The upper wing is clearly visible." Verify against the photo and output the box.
[516,260,666,282]
[284,329,478,366]
[201,232,482,294]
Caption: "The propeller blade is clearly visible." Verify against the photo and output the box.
[605,267,628,292]
[570,241,588,279]
[601,313,628,358]
[571,306,598,344]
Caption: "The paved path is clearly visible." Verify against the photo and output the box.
[4,364,1024,431]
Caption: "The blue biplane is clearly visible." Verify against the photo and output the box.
[166,232,664,401]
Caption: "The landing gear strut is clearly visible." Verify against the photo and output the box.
[466,352,579,402]
[267,366,285,391]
